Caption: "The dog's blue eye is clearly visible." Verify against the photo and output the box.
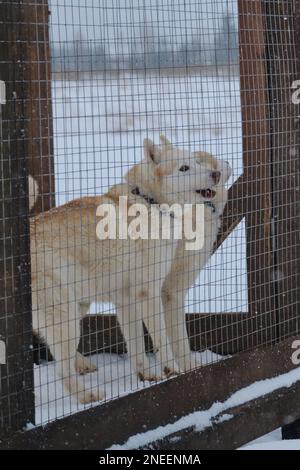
[179,165,189,172]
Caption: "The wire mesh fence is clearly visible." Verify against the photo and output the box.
[0,0,299,439]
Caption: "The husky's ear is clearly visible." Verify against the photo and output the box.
[159,134,171,146]
[144,138,161,164]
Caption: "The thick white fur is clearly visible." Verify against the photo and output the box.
[30,136,230,404]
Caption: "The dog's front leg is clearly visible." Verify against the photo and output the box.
[162,240,217,372]
[142,295,180,377]
[116,303,159,381]
[75,302,98,375]
[45,305,105,404]
[161,284,196,371]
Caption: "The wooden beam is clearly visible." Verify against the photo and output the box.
[264,0,300,342]
[0,0,54,433]
[214,175,245,252]
[37,310,295,362]
[146,381,300,450]
[238,0,277,347]
[0,1,34,432]
[23,0,55,214]
[1,336,298,449]
[77,312,265,358]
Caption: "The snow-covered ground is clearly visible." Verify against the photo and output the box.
[242,440,300,450]
[242,429,300,450]
[34,350,223,425]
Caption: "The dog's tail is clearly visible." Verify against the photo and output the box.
[28,175,39,211]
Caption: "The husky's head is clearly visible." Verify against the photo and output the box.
[125,135,231,208]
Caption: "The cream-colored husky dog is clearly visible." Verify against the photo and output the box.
[30,135,230,404]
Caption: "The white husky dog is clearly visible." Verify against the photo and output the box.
[30,135,230,404]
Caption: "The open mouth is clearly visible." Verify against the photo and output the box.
[195,189,216,199]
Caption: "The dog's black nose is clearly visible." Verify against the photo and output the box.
[211,170,221,184]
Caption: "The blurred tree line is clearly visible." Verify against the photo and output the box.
[51,12,238,73]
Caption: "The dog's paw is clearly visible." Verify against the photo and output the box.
[78,388,105,405]
[163,365,180,378]
[137,363,180,381]
[137,371,163,382]
[75,352,98,375]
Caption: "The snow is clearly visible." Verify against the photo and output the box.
[242,427,300,449]
[34,350,223,425]
[108,366,300,449]
[241,428,300,450]
[242,440,300,450]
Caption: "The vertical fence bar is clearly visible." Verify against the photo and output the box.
[24,0,55,214]
[0,0,34,433]
[239,0,300,348]
[264,0,300,341]
[0,0,54,434]
[238,0,276,348]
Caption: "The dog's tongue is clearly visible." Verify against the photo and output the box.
[200,189,216,199]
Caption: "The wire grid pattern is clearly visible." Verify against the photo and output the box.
[37,0,243,424]
[0,0,298,428]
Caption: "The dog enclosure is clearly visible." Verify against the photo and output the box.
[0,0,300,449]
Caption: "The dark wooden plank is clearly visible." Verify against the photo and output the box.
[38,308,296,361]
[0,1,34,432]
[147,382,300,450]
[238,0,276,348]
[23,0,55,214]
[0,336,298,449]
[78,312,267,357]
[264,0,300,342]
[214,175,245,252]
[0,0,54,432]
